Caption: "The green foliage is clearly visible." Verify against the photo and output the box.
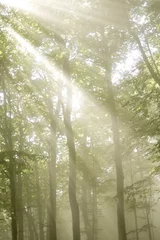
[0,0,160,239]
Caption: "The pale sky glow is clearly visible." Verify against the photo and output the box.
[113,49,141,84]
[0,92,4,106]
[0,0,32,11]
[72,90,82,111]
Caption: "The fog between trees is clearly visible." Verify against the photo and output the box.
[0,0,160,240]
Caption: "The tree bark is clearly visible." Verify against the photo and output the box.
[129,157,139,240]
[2,77,18,240]
[9,152,18,240]
[24,209,38,240]
[62,54,81,240]
[26,177,34,240]
[47,98,59,240]
[105,53,127,240]
[137,150,153,240]
[35,163,45,240]
[130,31,160,87]
[17,124,24,240]
[17,168,24,240]
[81,170,92,240]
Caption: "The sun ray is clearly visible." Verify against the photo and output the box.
[0,0,32,11]
[5,26,87,112]
[6,27,62,81]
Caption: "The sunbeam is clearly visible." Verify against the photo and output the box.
[6,27,62,82]
[5,26,86,113]
[0,0,32,11]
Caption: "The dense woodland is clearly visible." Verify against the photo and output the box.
[0,0,160,240]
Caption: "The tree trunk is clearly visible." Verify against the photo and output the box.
[91,151,98,240]
[130,31,160,86]
[129,157,139,240]
[2,77,18,240]
[62,54,81,240]
[17,168,24,240]
[47,98,59,240]
[81,170,92,240]
[80,133,92,240]
[35,163,45,240]
[24,209,38,240]
[116,0,160,86]
[9,154,18,240]
[105,54,127,240]
[137,150,153,240]
[26,178,34,240]
[17,124,24,240]
[48,148,57,240]
[92,177,97,240]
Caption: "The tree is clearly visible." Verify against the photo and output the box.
[62,54,81,240]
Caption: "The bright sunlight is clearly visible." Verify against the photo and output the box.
[0,1,160,240]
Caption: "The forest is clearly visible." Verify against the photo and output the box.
[0,0,160,240]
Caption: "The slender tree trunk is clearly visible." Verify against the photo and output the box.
[146,211,152,240]
[137,151,153,240]
[17,124,24,240]
[9,153,18,240]
[143,33,160,78]
[130,31,160,86]
[81,170,92,240]
[26,177,34,240]
[46,204,50,240]
[62,54,81,240]
[92,177,97,240]
[129,157,139,240]
[26,211,34,240]
[118,0,160,86]
[17,168,24,240]
[91,151,98,240]
[105,53,127,240]
[35,163,45,240]
[48,147,57,240]
[81,132,92,240]
[47,98,59,240]
[133,206,139,240]
[24,209,38,240]
[2,77,18,240]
